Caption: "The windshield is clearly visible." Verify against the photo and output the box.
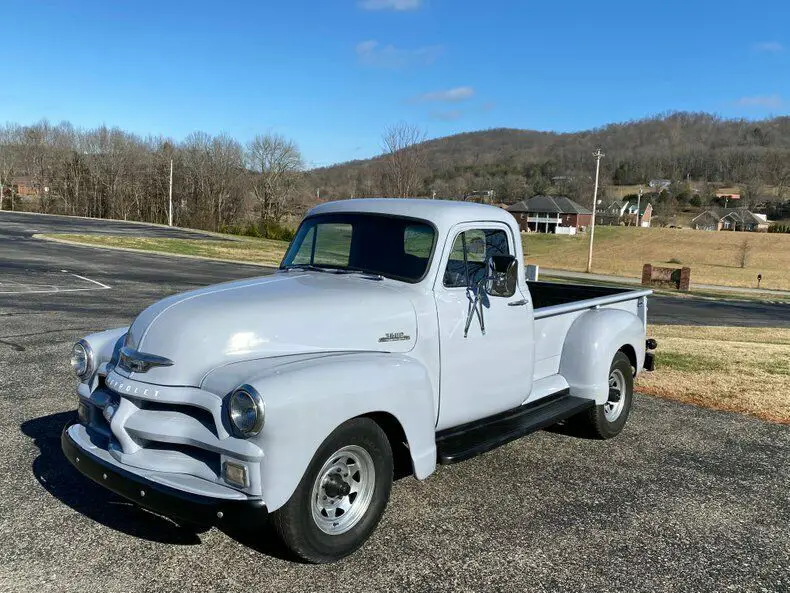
[281,213,436,283]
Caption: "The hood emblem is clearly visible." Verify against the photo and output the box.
[118,347,174,373]
[379,332,410,343]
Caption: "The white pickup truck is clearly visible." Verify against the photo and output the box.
[63,198,656,563]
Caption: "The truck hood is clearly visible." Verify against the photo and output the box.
[120,271,417,387]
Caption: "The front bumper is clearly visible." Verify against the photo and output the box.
[61,421,268,530]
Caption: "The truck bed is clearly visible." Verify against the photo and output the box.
[527,281,651,320]
[527,281,634,309]
[526,281,652,388]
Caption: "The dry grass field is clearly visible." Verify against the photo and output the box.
[525,226,790,290]
[637,325,790,424]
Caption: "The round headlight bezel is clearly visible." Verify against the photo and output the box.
[227,385,265,438]
[71,339,95,381]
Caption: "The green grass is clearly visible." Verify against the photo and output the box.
[657,351,727,373]
[764,358,790,376]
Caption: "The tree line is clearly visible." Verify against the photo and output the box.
[0,120,308,235]
[4,113,790,233]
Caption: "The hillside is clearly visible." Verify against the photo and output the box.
[308,112,790,211]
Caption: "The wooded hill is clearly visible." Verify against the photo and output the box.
[309,112,790,209]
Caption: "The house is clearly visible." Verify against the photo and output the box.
[596,200,653,227]
[507,195,592,234]
[649,179,671,191]
[596,200,629,225]
[10,176,37,197]
[623,202,653,227]
[715,193,741,208]
[692,208,769,232]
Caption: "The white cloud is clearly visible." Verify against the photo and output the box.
[358,0,422,10]
[736,94,783,108]
[355,40,379,54]
[416,86,476,102]
[753,41,783,52]
[355,40,442,68]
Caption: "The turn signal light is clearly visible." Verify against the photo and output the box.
[223,462,249,488]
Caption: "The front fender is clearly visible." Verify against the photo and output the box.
[559,308,645,404]
[237,352,437,512]
[81,326,128,379]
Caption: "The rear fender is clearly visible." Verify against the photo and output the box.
[240,352,437,512]
[559,308,645,405]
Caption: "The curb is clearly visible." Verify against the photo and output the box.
[33,234,280,269]
[1,209,242,242]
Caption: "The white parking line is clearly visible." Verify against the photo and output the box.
[0,287,111,295]
[0,272,111,295]
[70,273,111,290]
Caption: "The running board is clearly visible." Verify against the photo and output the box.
[435,390,594,464]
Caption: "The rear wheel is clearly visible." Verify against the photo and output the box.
[270,418,393,563]
[583,351,634,439]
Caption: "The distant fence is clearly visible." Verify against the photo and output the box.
[642,264,691,291]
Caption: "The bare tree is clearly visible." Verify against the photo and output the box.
[739,237,752,268]
[0,124,21,210]
[181,132,245,231]
[245,133,304,224]
[381,123,425,197]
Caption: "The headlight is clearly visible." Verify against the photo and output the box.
[227,385,264,437]
[70,339,94,381]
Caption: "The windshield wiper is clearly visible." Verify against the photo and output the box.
[281,264,382,279]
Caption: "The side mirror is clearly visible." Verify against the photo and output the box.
[463,254,519,338]
[486,254,518,298]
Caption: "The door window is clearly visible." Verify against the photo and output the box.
[443,228,511,289]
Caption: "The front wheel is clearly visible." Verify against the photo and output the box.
[270,418,393,563]
[582,351,634,439]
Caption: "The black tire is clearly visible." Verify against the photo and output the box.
[270,417,393,563]
[582,351,634,439]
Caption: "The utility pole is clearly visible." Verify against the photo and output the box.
[168,158,174,227]
[636,185,643,228]
[586,148,605,273]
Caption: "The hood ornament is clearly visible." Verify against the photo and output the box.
[117,347,174,373]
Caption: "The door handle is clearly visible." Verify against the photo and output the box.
[508,299,529,307]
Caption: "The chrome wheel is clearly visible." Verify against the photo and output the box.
[310,445,376,535]
[604,368,626,422]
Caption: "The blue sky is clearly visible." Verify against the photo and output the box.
[3,0,789,166]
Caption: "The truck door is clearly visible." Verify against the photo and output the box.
[434,223,535,431]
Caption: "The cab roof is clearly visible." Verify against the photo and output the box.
[308,198,518,234]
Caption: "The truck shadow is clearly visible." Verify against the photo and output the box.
[21,411,203,545]
[20,411,296,560]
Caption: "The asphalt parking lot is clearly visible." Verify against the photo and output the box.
[1,212,789,592]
